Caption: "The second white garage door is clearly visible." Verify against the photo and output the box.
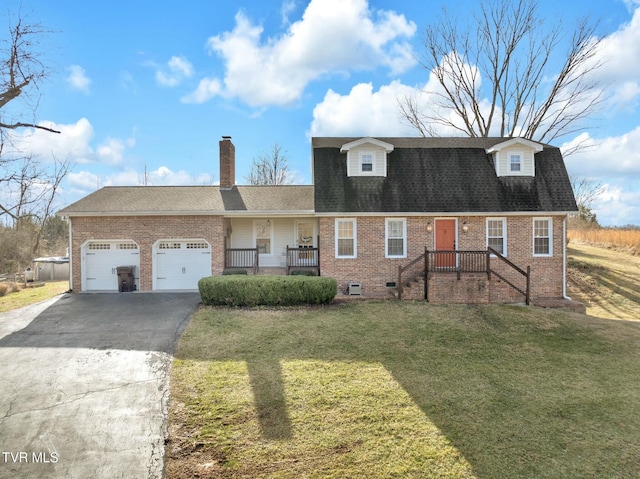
[153,240,212,290]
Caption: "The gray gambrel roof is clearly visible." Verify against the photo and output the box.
[58,137,577,217]
[58,185,315,216]
[312,137,578,214]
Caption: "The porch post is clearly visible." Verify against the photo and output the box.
[526,265,531,305]
[424,248,429,302]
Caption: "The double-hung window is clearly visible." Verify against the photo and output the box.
[360,152,374,173]
[533,218,553,256]
[510,154,522,172]
[487,218,507,255]
[385,218,407,258]
[335,219,356,258]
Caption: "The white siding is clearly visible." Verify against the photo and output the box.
[347,145,387,177]
[228,218,316,268]
[495,148,535,177]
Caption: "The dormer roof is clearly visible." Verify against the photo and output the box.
[485,137,543,154]
[340,137,395,153]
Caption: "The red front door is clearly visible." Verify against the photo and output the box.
[435,219,456,268]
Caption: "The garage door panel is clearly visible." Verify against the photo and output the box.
[154,240,211,290]
[83,241,140,291]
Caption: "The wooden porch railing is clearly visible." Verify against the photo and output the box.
[487,247,530,305]
[225,248,259,274]
[397,248,530,305]
[286,246,320,275]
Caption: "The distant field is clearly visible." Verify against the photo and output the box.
[567,243,640,320]
[568,228,640,255]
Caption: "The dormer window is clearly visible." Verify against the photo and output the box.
[510,154,522,172]
[360,152,374,172]
[486,138,543,178]
[341,137,394,177]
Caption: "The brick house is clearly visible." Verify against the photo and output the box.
[58,135,577,304]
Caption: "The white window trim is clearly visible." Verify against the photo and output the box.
[509,152,522,172]
[335,218,357,259]
[358,150,376,175]
[385,218,407,259]
[295,220,316,248]
[486,217,507,256]
[533,217,553,257]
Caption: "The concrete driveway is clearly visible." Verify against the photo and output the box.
[0,292,200,479]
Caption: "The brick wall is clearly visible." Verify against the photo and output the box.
[69,215,225,291]
[319,215,566,301]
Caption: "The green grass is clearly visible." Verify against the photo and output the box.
[0,281,69,313]
[567,243,640,320]
[167,302,640,479]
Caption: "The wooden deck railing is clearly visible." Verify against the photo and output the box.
[487,247,530,305]
[397,248,530,304]
[225,248,259,274]
[286,246,320,275]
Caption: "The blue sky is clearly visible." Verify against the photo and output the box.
[6,0,640,226]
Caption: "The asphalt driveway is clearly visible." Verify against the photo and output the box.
[0,292,200,479]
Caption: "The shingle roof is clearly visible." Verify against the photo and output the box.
[58,185,315,216]
[313,137,577,214]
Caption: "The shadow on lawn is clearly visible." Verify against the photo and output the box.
[178,303,640,478]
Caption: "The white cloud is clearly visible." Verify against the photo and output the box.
[98,166,214,187]
[187,0,416,107]
[6,118,136,167]
[592,4,640,109]
[156,55,194,87]
[310,81,419,137]
[593,185,640,226]
[181,77,223,103]
[67,170,100,190]
[67,65,91,94]
[96,137,136,166]
[6,118,95,163]
[562,127,640,177]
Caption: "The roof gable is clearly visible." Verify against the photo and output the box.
[485,137,543,153]
[340,137,394,153]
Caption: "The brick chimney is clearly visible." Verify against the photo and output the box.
[219,135,235,188]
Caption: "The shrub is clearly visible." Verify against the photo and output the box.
[222,268,248,275]
[0,282,21,297]
[290,269,318,276]
[198,275,337,307]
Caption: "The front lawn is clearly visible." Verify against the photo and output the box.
[0,281,69,313]
[167,302,640,478]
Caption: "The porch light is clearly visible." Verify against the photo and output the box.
[462,221,469,233]
[426,221,433,233]
[266,218,271,227]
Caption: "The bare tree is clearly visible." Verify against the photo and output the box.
[399,0,604,145]
[570,175,603,227]
[1,12,58,135]
[0,11,70,264]
[244,142,294,185]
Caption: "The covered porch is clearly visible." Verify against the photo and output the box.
[223,216,320,275]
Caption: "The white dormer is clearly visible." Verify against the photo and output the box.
[340,137,394,177]
[486,138,543,177]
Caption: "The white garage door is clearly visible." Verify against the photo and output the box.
[83,241,140,291]
[154,240,211,290]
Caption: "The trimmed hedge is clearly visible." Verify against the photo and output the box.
[290,269,318,276]
[222,268,248,275]
[198,275,337,307]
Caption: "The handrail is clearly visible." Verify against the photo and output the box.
[397,248,530,305]
[396,250,426,299]
[487,247,530,305]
